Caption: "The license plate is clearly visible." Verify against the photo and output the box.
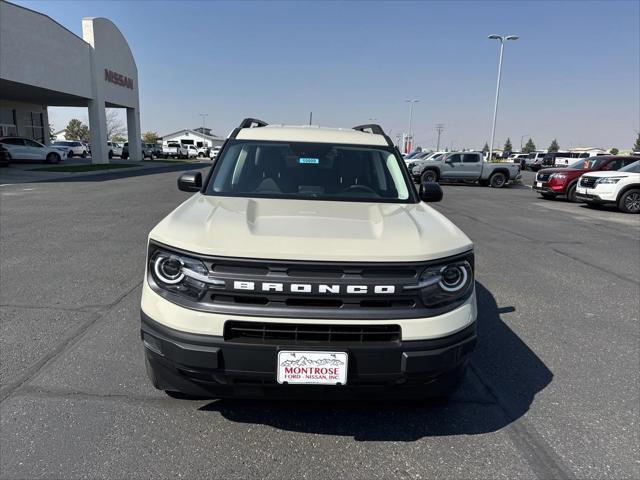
[536,182,543,188]
[277,351,348,385]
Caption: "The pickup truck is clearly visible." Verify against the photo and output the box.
[162,142,188,159]
[411,151,521,188]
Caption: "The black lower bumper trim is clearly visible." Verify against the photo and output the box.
[576,192,610,203]
[140,311,476,398]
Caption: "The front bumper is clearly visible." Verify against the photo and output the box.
[141,310,476,399]
[575,186,616,203]
[533,180,565,195]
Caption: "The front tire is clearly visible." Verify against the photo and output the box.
[81,150,87,158]
[421,170,438,183]
[108,150,113,160]
[67,150,73,158]
[489,172,507,188]
[618,189,640,214]
[566,183,578,203]
[46,152,61,164]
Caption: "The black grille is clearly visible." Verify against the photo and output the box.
[537,173,550,182]
[224,321,401,344]
[580,176,597,188]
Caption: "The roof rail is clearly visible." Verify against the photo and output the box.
[353,123,394,148]
[230,118,268,139]
[239,118,268,129]
[352,124,385,136]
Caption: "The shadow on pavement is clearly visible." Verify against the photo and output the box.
[199,282,552,441]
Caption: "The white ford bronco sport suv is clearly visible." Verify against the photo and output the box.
[141,119,477,399]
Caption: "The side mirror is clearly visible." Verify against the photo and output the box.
[177,172,202,192]
[419,181,443,203]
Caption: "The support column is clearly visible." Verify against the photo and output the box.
[126,107,142,161]
[88,99,108,164]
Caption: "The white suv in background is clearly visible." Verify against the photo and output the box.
[107,141,123,159]
[0,137,65,163]
[52,140,88,158]
[576,160,640,213]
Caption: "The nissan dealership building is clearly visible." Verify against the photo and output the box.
[0,0,141,162]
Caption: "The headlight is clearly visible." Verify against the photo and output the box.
[550,173,568,181]
[595,177,622,185]
[149,248,223,300]
[405,256,474,309]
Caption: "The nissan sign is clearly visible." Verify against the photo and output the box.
[104,69,134,89]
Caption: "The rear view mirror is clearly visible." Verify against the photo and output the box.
[177,172,202,192]
[419,181,443,203]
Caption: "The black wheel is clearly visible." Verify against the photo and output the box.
[81,150,87,158]
[489,172,507,188]
[67,150,73,158]
[198,153,204,158]
[421,170,438,183]
[566,183,578,203]
[108,150,113,160]
[618,189,640,214]
[541,193,556,200]
[46,152,60,164]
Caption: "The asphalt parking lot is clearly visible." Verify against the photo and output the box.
[1,167,638,479]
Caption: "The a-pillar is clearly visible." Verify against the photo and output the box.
[126,107,142,161]
[88,99,108,164]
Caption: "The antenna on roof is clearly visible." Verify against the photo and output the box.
[309,112,313,125]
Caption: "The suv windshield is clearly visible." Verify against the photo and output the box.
[619,160,640,173]
[569,158,606,170]
[207,140,414,203]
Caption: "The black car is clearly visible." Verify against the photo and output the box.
[0,145,10,167]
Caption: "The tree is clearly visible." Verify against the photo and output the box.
[482,142,489,153]
[48,123,56,140]
[522,138,536,153]
[64,118,90,142]
[609,148,619,155]
[503,138,513,154]
[633,133,640,152]
[142,131,159,144]
[106,109,126,140]
[111,135,127,142]
[548,139,559,153]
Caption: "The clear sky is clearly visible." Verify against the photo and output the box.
[16,0,640,151]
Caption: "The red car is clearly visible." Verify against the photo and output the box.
[533,156,638,202]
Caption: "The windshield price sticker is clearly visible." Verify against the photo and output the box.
[299,157,320,164]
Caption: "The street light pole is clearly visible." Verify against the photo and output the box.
[487,34,519,162]
[435,123,444,151]
[405,99,419,153]
[198,113,208,148]
[520,134,530,151]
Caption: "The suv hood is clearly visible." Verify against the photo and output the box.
[539,167,586,175]
[149,195,473,262]
[582,171,637,178]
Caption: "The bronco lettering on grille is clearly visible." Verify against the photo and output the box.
[232,281,395,295]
